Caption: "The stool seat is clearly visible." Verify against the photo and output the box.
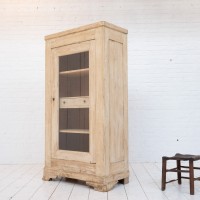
[162,153,200,195]
[163,153,200,161]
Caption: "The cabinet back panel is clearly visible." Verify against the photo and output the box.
[59,132,89,152]
[59,108,89,152]
[59,51,89,72]
[59,73,89,97]
[59,108,89,130]
[59,51,89,97]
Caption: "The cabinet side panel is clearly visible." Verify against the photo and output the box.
[109,40,124,163]
[94,27,108,176]
[123,34,128,171]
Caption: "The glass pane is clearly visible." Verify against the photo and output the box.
[59,108,89,152]
[59,51,89,72]
[59,51,89,98]
[59,133,89,152]
[59,72,89,97]
[59,108,89,153]
[59,108,89,130]
[58,51,90,153]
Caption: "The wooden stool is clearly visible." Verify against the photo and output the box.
[162,153,200,195]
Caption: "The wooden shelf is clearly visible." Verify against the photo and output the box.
[59,129,89,134]
[59,68,89,75]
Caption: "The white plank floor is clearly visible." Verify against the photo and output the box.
[0,163,200,200]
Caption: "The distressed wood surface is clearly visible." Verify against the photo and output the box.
[45,21,128,40]
[44,22,128,191]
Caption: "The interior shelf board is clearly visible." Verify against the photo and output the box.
[59,129,89,134]
[59,68,89,75]
[60,96,89,99]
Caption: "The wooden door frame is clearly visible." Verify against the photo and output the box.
[51,40,96,163]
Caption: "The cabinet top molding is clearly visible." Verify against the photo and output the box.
[45,21,128,40]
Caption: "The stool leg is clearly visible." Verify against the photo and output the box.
[189,160,194,195]
[177,160,182,184]
[162,158,167,191]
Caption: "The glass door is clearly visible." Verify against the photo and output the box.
[59,51,89,152]
[51,41,95,163]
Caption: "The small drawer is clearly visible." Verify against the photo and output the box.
[60,97,89,108]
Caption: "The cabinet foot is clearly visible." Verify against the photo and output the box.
[86,181,118,192]
[119,177,129,184]
[43,176,51,181]
[42,173,57,181]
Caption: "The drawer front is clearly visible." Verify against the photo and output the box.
[60,97,89,108]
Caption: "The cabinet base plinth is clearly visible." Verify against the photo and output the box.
[43,167,129,191]
[86,181,117,192]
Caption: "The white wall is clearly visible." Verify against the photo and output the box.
[0,0,200,163]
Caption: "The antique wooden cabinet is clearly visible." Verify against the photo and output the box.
[43,21,128,191]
